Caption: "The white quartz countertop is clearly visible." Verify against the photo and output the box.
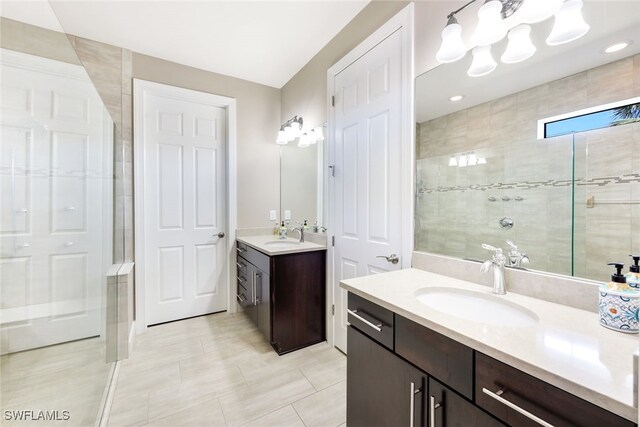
[340,268,638,422]
[237,235,326,256]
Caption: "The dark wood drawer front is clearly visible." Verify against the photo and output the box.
[396,315,474,400]
[428,377,505,427]
[347,293,394,350]
[476,353,635,427]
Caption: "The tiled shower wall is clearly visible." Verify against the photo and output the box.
[70,37,134,265]
[416,54,640,282]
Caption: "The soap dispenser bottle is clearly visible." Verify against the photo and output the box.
[278,221,287,240]
[626,255,640,288]
[599,262,639,333]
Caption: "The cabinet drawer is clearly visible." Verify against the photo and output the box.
[347,293,394,350]
[476,352,635,427]
[396,315,474,400]
[236,241,269,273]
[236,255,249,291]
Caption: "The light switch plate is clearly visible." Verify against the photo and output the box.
[284,210,291,220]
[269,210,277,221]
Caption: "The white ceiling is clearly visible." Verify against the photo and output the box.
[416,1,640,123]
[0,0,370,88]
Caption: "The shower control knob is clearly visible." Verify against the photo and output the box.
[499,217,514,229]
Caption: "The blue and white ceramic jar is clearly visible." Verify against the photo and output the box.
[599,285,640,333]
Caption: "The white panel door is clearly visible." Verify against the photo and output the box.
[142,90,227,325]
[332,29,404,352]
[0,50,105,354]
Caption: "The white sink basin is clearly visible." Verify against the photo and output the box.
[263,240,301,249]
[415,287,539,327]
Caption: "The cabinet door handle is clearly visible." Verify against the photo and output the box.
[429,395,442,427]
[482,388,554,427]
[236,247,246,253]
[347,309,383,332]
[237,276,246,283]
[409,382,422,427]
[236,262,246,269]
[252,272,257,306]
[236,294,246,302]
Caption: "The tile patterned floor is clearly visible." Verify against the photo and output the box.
[108,312,347,427]
[1,337,113,426]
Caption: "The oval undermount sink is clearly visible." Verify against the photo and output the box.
[263,240,301,248]
[415,287,539,327]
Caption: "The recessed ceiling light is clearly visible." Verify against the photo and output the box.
[604,41,631,54]
[450,95,464,102]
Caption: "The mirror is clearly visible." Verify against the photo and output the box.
[280,125,326,230]
[414,1,640,282]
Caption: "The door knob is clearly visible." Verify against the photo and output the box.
[376,254,399,264]
[217,232,225,238]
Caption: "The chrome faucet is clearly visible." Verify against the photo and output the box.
[291,223,305,243]
[481,244,507,295]
[506,240,530,268]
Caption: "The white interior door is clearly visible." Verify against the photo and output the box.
[0,49,106,354]
[331,29,404,353]
[139,85,227,326]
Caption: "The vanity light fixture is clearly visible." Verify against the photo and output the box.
[436,0,589,77]
[604,41,631,54]
[450,95,465,102]
[276,116,304,145]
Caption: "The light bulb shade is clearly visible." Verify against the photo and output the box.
[501,24,536,64]
[546,0,590,46]
[518,0,563,24]
[471,1,507,46]
[467,153,478,166]
[313,126,324,141]
[458,155,468,167]
[436,19,467,63]
[468,46,497,77]
[284,125,295,141]
[448,156,458,167]
[276,130,287,145]
[298,133,310,147]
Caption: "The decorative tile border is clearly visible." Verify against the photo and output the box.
[417,173,640,194]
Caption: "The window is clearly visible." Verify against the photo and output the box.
[538,97,640,139]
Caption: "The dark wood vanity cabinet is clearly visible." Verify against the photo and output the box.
[270,251,326,354]
[346,292,636,427]
[476,353,634,427]
[347,326,424,427]
[237,241,325,355]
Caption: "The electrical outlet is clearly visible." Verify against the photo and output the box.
[269,210,277,221]
[284,210,291,220]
